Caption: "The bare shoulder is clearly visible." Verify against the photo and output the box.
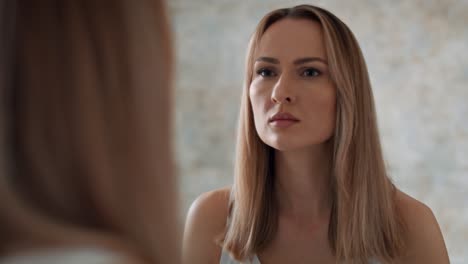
[182,187,231,264]
[394,189,449,264]
[184,186,231,234]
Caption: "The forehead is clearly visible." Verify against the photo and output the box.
[255,18,326,60]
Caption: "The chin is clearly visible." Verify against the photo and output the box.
[263,139,304,151]
[262,135,333,152]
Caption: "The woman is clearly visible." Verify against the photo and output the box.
[0,0,178,263]
[183,5,449,264]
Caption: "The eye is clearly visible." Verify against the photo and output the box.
[256,68,277,77]
[301,68,321,77]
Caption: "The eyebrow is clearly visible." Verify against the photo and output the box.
[255,56,328,65]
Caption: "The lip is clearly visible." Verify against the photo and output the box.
[269,112,300,127]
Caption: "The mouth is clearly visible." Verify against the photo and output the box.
[268,112,300,127]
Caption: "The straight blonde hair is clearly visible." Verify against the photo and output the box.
[223,5,406,264]
[0,0,178,263]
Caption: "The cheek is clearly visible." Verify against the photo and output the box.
[317,91,336,118]
[249,83,274,141]
[314,82,336,113]
[249,82,272,117]
[304,87,337,134]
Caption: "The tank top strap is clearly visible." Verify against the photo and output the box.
[219,248,260,264]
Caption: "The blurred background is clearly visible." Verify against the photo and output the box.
[168,0,468,262]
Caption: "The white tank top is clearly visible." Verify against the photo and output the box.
[220,208,381,263]
[0,248,121,264]
[219,249,260,264]
[219,248,382,264]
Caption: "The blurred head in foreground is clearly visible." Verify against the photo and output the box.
[0,0,178,263]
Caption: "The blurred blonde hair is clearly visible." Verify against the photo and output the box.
[223,5,406,264]
[0,0,178,263]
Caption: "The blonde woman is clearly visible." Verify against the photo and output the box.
[0,0,178,263]
[183,5,449,264]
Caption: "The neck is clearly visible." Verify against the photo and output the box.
[274,141,333,220]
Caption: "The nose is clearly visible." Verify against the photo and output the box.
[271,75,296,104]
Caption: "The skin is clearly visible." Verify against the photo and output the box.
[183,18,449,264]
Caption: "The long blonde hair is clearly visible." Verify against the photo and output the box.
[223,5,406,263]
[0,0,178,263]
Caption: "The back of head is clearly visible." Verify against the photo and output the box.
[0,0,178,263]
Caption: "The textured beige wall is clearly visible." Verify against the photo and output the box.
[168,0,468,262]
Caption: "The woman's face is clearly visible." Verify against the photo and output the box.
[249,18,336,151]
